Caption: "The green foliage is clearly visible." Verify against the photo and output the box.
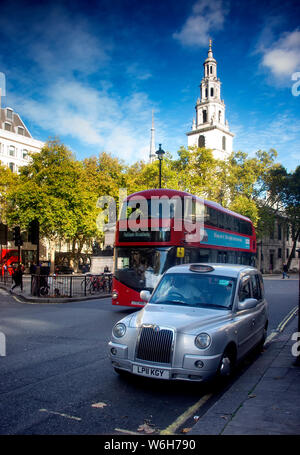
[3,135,297,269]
[0,164,17,223]
[5,139,100,243]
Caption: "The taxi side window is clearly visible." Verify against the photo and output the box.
[239,277,251,302]
[251,274,262,300]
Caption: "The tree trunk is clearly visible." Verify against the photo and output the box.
[49,239,56,274]
[287,227,300,269]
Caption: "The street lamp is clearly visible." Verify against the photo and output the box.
[155,144,165,189]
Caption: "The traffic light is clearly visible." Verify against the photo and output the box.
[0,223,8,244]
[28,219,39,245]
[13,226,23,247]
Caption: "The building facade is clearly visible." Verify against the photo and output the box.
[257,220,300,274]
[0,106,44,172]
[186,40,234,160]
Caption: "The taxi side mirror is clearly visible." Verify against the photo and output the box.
[238,298,258,311]
[140,290,151,302]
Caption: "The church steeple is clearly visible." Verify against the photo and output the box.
[149,110,156,163]
[186,41,234,160]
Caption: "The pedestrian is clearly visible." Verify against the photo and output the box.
[282,263,290,279]
[29,262,36,275]
[10,264,23,292]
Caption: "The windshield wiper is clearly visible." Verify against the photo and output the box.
[153,299,189,306]
[194,302,229,309]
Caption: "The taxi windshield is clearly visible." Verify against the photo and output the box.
[150,273,236,309]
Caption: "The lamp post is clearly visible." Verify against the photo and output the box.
[294,248,300,365]
[155,144,165,189]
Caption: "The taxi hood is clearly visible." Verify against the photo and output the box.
[128,303,231,334]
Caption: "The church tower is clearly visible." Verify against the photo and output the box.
[186,40,234,159]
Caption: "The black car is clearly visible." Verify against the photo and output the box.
[55,265,74,275]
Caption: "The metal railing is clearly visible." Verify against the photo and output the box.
[0,273,112,298]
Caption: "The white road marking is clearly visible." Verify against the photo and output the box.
[114,428,141,435]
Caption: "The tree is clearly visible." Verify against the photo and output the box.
[5,140,101,272]
[0,164,17,223]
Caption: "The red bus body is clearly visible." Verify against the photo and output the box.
[112,189,256,308]
[0,248,19,275]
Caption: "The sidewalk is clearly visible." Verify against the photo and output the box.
[190,317,300,435]
[0,280,111,303]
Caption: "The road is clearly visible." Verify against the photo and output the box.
[0,276,298,435]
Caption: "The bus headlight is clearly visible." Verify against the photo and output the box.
[112,291,118,300]
[195,333,211,349]
[113,323,127,338]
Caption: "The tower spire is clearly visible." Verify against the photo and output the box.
[208,39,213,58]
[149,110,156,163]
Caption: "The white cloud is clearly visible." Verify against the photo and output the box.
[11,78,158,163]
[261,29,300,80]
[231,111,300,171]
[173,0,229,47]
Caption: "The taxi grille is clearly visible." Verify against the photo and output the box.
[136,327,173,364]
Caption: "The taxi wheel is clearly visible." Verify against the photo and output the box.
[217,347,236,378]
[256,323,268,352]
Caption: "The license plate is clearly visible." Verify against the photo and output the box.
[133,364,170,379]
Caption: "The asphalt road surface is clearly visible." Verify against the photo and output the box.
[0,276,298,435]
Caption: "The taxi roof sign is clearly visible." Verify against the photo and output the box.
[189,264,215,273]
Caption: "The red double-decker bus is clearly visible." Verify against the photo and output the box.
[0,248,19,275]
[112,189,256,307]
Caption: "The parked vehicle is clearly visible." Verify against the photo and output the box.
[109,263,268,382]
[55,265,74,275]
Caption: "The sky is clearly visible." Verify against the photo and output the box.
[0,0,299,171]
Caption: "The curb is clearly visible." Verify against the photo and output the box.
[189,317,298,435]
[0,285,111,304]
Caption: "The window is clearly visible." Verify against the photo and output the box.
[218,111,221,122]
[239,277,251,302]
[251,275,262,300]
[9,162,15,172]
[198,135,205,148]
[205,88,208,98]
[210,87,214,97]
[208,207,218,226]
[9,145,15,157]
[4,122,11,131]
[6,108,13,120]
[18,126,24,135]
[278,224,282,240]
[203,110,207,123]
[222,136,226,150]
[23,149,28,160]
[218,212,225,229]
[278,248,282,258]
[210,66,212,74]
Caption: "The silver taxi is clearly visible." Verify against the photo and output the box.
[108,264,268,382]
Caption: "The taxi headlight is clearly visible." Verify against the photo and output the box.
[113,323,127,338]
[195,333,211,349]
